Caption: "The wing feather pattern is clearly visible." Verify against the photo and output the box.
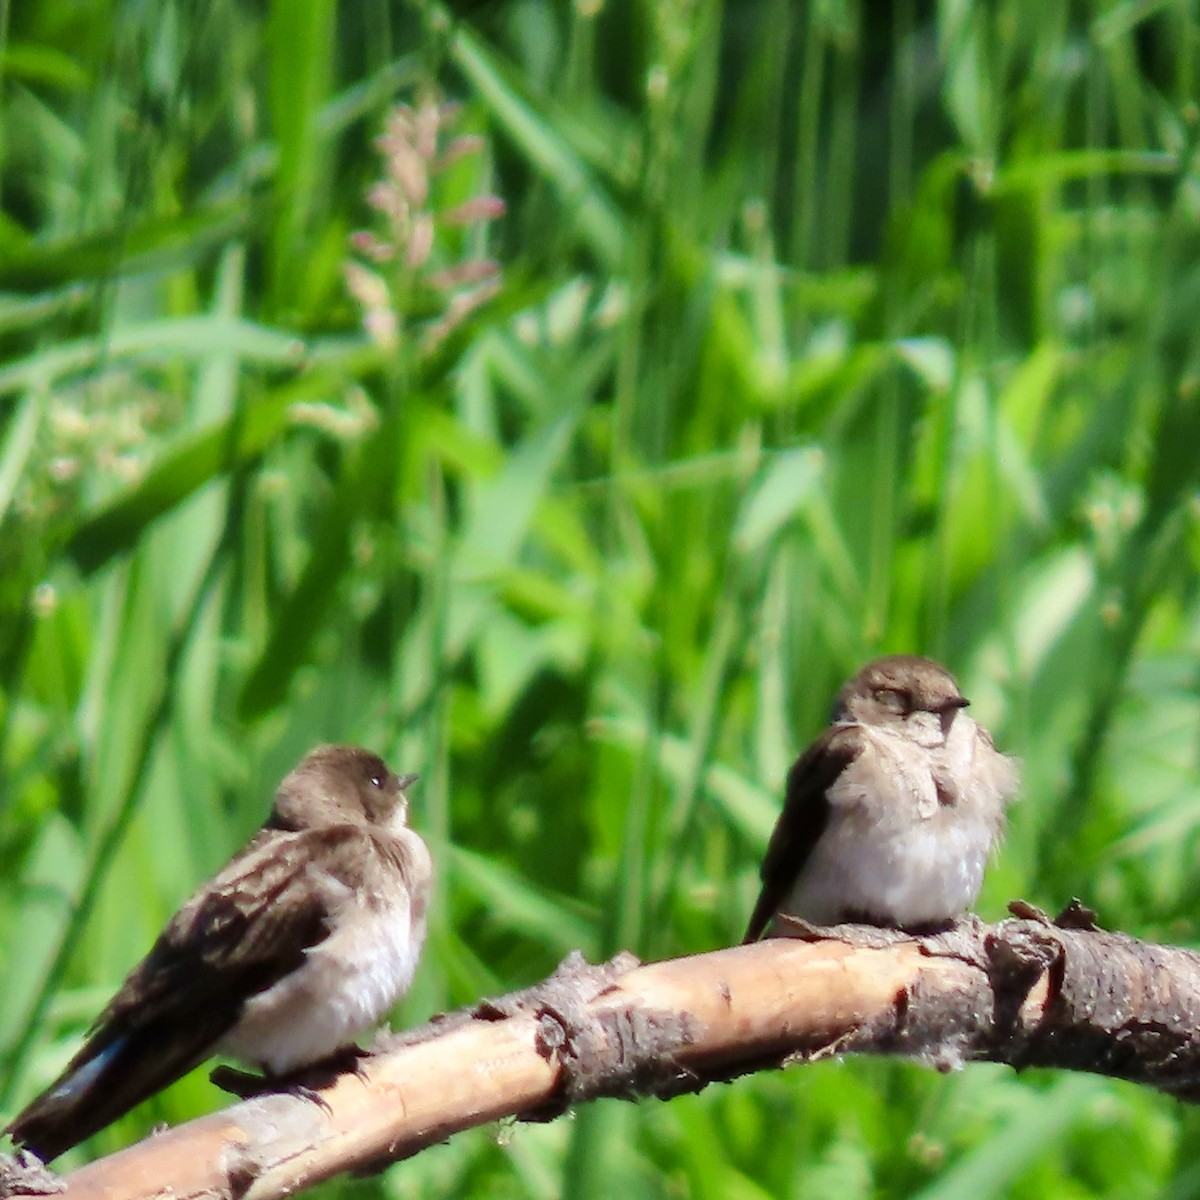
[742,725,864,943]
[7,825,396,1161]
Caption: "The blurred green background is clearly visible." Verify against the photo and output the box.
[2,0,1200,1196]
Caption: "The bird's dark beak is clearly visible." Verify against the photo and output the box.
[939,698,969,737]
[396,773,420,791]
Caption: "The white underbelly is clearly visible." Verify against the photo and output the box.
[218,898,425,1074]
[780,808,996,927]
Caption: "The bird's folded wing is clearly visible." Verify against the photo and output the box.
[7,825,385,1160]
[742,724,864,943]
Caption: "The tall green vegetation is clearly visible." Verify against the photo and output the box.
[2,1,1199,1195]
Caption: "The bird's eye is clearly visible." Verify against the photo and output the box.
[369,773,385,789]
[874,687,909,715]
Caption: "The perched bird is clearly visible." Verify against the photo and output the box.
[6,745,432,1162]
[744,655,1018,942]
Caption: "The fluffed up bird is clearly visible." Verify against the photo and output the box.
[6,745,432,1162]
[744,655,1018,942]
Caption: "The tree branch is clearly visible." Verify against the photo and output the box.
[10,907,1200,1200]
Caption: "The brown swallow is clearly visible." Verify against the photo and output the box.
[7,745,432,1161]
[744,655,1018,941]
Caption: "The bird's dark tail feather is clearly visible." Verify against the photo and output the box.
[742,893,775,944]
[6,1025,213,1162]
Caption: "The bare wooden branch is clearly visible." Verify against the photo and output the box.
[12,909,1200,1200]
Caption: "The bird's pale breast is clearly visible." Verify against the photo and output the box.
[778,715,1016,927]
[217,830,431,1074]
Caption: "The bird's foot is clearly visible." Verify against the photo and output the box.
[774,912,965,948]
[300,1044,372,1087]
[210,1065,272,1100]
[211,1065,331,1113]
[211,1046,369,1110]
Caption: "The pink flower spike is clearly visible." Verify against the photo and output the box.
[442,196,507,225]
[364,308,399,351]
[384,106,416,142]
[387,145,429,207]
[421,279,502,352]
[367,181,406,221]
[344,261,391,309]
[434,135,485,172]
[427,259,501,290]
[445,280,502,322]
[366,242,396,264]
[414,100,442,160]
[351,229,398,263]
[406,214,435,269]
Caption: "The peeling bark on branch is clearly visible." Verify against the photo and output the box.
[8,907,1200,1200]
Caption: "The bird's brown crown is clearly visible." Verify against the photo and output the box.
[834,655,968,723]
[269,744,418,831]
